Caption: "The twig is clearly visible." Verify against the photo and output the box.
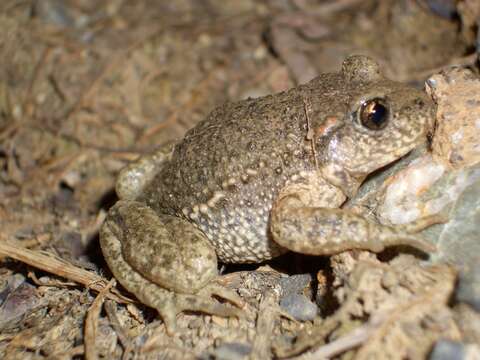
[23,47,52,114]
[28,270,77,287]
[309,0,364,16]
[105,300,132,351]
[49,345,85,359]
[85,278,116,360]
[293,316,383,359]
[0,239,133,304]
[251,290,278,358]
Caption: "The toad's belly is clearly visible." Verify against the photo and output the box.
[189,202,287,263]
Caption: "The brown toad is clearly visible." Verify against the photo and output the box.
[100,55,440,333]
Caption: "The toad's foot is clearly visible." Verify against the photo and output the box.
[100,200,243,334]
[271,192,445,255]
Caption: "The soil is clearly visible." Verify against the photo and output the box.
[0,1,478,359]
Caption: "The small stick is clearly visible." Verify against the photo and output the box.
[85,278,116,360]
[0,239,133,304]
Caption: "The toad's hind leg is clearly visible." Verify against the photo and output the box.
[100,200,243,334]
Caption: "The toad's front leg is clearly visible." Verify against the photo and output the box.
[270,185,442,256]
[100,201,242,334]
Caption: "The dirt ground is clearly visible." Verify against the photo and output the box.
[0,0,479,359]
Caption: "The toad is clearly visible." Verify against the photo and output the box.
[100,55,441,333]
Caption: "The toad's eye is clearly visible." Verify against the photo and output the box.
[358,98,389,130]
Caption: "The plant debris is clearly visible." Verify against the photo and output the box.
[0,0,479,359]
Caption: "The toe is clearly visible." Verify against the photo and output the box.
[175,293,243,320]
[199,284,245,308]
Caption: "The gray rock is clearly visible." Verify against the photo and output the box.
[278,274,312,297]
[0,282,43,331]
[213,342,252,360]
[430,340,480,360]
[350,159,480,308]
[426,0,457,19]
[430,340,466,360]
[279,293,317,321]
[457,267,480,312]
[32,0,75,28]
[417,164,480,311]
[433,167,480,267]
[0,274,26,304]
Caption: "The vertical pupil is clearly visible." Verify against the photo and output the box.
[360,99,388,130]
[369,104,386,126]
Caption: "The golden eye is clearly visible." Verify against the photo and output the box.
[358,98,389,130]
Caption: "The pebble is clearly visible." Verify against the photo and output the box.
[278,274,312,297]
[430,340,480,360]
[0,282,40,331]
[426,0,457,19]
[457,266,480,312]
[32,0,75,28]
[0,274,26,304]
[279,293,317,321]
[430,340,466,360]
[212,342,252,360]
